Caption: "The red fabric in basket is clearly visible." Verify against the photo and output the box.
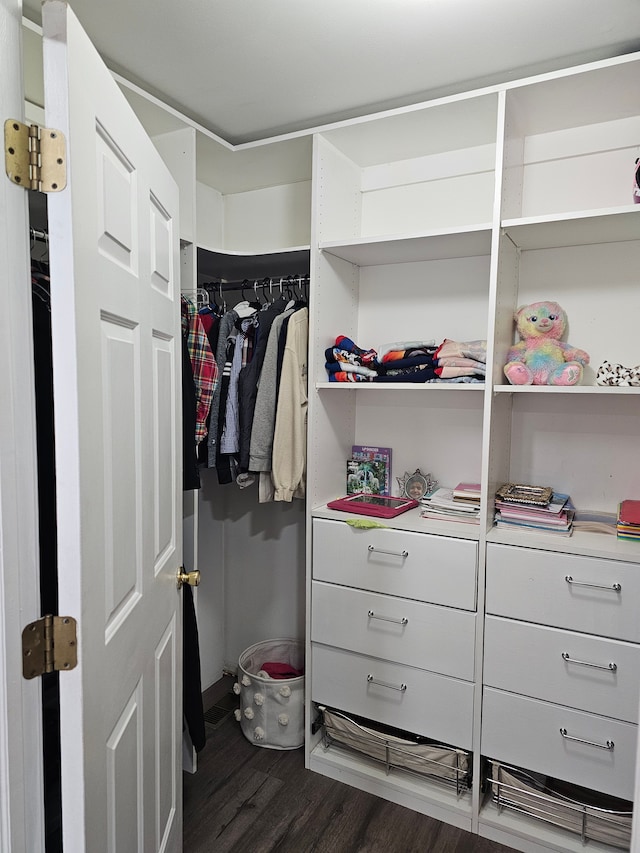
[261,661,303,679]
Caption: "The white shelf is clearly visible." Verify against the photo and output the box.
[309,742,473,829]
[319,225,493,266]
[316,382,484,392]
[479,803,623,853]
[494,384,640,395]
[487,526,640,564]
[311,504,481,541]
[501,207,640,251]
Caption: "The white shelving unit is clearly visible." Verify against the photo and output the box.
[307,51,640,853]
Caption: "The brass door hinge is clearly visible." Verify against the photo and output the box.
[22,615,77,679]
[4,119,66,192]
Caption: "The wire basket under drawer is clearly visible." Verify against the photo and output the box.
[486,759,633,850]
[319,706,472,796]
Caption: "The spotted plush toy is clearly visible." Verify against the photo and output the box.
[504,301,589,386]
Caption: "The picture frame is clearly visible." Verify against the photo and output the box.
[397,469,438,501]
[496,483,553,505]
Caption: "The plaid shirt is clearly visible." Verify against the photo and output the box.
[181,297,218,444]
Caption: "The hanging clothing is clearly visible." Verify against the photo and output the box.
[181,297,217,445]
[214,332,237,485]
[183,583,206,752]
[207,308,239,467]
[237,296,288,472]
[249,307,296,473]
[182,335,200,490]
[272,307,309,502]
[196,308,221,467]
[220,315,257,455]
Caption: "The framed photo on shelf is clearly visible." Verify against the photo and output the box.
[397,469,438,501]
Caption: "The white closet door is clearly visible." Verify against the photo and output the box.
[43,2,183,850]
[0,0,46,850]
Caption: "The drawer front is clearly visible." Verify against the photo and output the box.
[313,519,477,609]
[312,582,476,681]
[484,617,640,723]
[486,544,640,642]
[482,687,637,801]
[312,644,474,749]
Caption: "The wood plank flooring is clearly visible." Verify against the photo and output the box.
[183,682,517,853]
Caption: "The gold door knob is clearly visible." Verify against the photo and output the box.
[176,568,200,589]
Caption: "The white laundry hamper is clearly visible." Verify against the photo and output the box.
[234,638,305,749]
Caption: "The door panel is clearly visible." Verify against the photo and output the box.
[0,1,45,849]
[42,2,182,850]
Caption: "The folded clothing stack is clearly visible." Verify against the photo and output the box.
[325,336,486,383]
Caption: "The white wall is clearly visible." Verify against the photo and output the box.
[196,469,305,687]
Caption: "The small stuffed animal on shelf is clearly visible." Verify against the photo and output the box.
[503,301,589,386]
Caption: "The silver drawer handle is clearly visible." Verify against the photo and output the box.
[560,728,614,750]
[562,652,617,672]
[367,674,407,692]
[368,609,408,626]
[565,575,621,592]
[368,545,408,558]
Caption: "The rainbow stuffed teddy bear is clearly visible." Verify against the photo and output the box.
[504,301,589,386]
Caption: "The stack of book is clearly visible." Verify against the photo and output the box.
[421,486,481,524]
[616,500,640,541]
[494,489,574,536]
[452,482,481,507]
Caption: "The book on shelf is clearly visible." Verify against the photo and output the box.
[421,486,481,523]
[495,505,574,526]
[423,487,480,512]
[494,517,573,537]
[346,458,389,497]
[494,491,574,536]
[571,509,617,535]
[452,482,481,503]
[350,445,392,496]
[618,500,640,526]
[421,508,480,525]
[617,499,640,541]
[495,492,569,516]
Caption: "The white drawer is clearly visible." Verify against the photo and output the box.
[486,544,640,642]
[311,644,474,749]
[484,617,640,723]
[482,687,637,801]
[312,581,476,681]
[313,519,477,610]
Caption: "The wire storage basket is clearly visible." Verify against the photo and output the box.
[487,759,633,850]
[319,706,472,796]
[235,638,304,750]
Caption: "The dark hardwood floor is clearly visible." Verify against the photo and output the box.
[183,682,517,853]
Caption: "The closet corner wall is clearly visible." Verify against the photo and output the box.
[117,79,313,689]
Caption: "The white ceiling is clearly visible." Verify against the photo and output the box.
[24,0,640,145]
